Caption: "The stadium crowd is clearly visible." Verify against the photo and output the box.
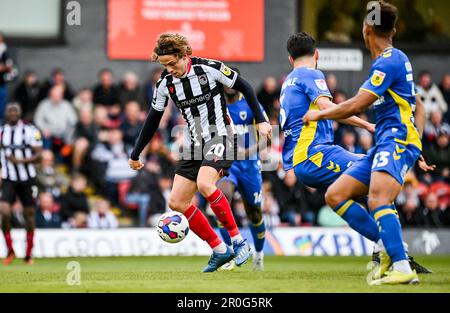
[1,63,450,229]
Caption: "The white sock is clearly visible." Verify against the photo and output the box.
[375,239,385,253]
[231,234,243,243]
[393,259,413,274]
[403,241,409,253]
[254,251,264,259]
[213,242,227,254]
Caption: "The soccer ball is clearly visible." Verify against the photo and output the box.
[157,211,190,243]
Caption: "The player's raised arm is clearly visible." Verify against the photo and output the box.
[315,96,375,133]
[303,89,377,124]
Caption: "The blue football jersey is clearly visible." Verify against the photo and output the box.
[227,95,267,158]
[360,47,422,150]
[280,67,334,171]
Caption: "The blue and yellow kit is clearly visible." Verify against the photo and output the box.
[345,47,422,185]
[219,95,266,206]
[280,67,361,189]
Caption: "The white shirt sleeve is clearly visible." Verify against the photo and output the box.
[151,77,169,112]
[204,61,238,88]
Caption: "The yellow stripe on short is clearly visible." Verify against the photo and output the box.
[336,200,354,217]
[374,209,397,221]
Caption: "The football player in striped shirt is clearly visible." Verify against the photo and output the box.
[129,33,271,272]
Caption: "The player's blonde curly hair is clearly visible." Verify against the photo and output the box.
[151,33,193,61]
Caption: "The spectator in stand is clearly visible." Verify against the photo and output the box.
[339,129,363,154]
[267,167,303,226]
[120,101,144,151]
[91,128,137,204]
[92,68,119,107]
[12,70,41,121]
[59,174,90,222]
[118,71,145,110]
[36,149,69,199]
[417,71,448,119]
[396,181,423,227]
[39,68,74,102]
[94,105,121,130]
[325,73,338,96]
[87,198,118,229]
[423,110,450,147]
[421,193,446,227]
[439,74,450,123]
[427,129,450,179]
[261,182,281,228]
[62,211,87,229]
[144,67,164,106]
[34,85,78,153]
[72,88,94,114]
[145,134,175,176]
[299,186,325,225]
[126,159,160,227]
[146,174,173,227]
[35,192,62,228]
[72,106,99,173]
[92,69,122,129]
[357,131,374,154]
[333,90,347,104]
[257,76,279,119]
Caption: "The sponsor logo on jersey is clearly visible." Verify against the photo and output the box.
[405,62,412,72]
[314,79,328,91]
[198,74,208,86]
[371,70,386,87]
[239,111,247,120]
[221,65,232,76]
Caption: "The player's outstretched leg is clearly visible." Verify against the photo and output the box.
[1,201,15,265]
[325,174,380,243]
[198,166,251,267]
[169,175,234,272]
[368,172,419,285]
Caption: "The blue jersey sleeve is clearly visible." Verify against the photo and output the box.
[360,58,397,98]
[302,70,333,104]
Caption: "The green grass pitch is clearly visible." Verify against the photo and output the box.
[0,256,449,293]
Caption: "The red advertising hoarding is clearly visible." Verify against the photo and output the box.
[107,0,264,61]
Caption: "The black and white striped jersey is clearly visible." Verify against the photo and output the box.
[152,57,237,145]
[0,121,43,182]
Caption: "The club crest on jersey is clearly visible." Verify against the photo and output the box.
[239,111,247,120]
[221,65,232,77]
[198,74,208,86]
[168,85,175,94]
[314,79,328,91]
[371,70,386,87]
